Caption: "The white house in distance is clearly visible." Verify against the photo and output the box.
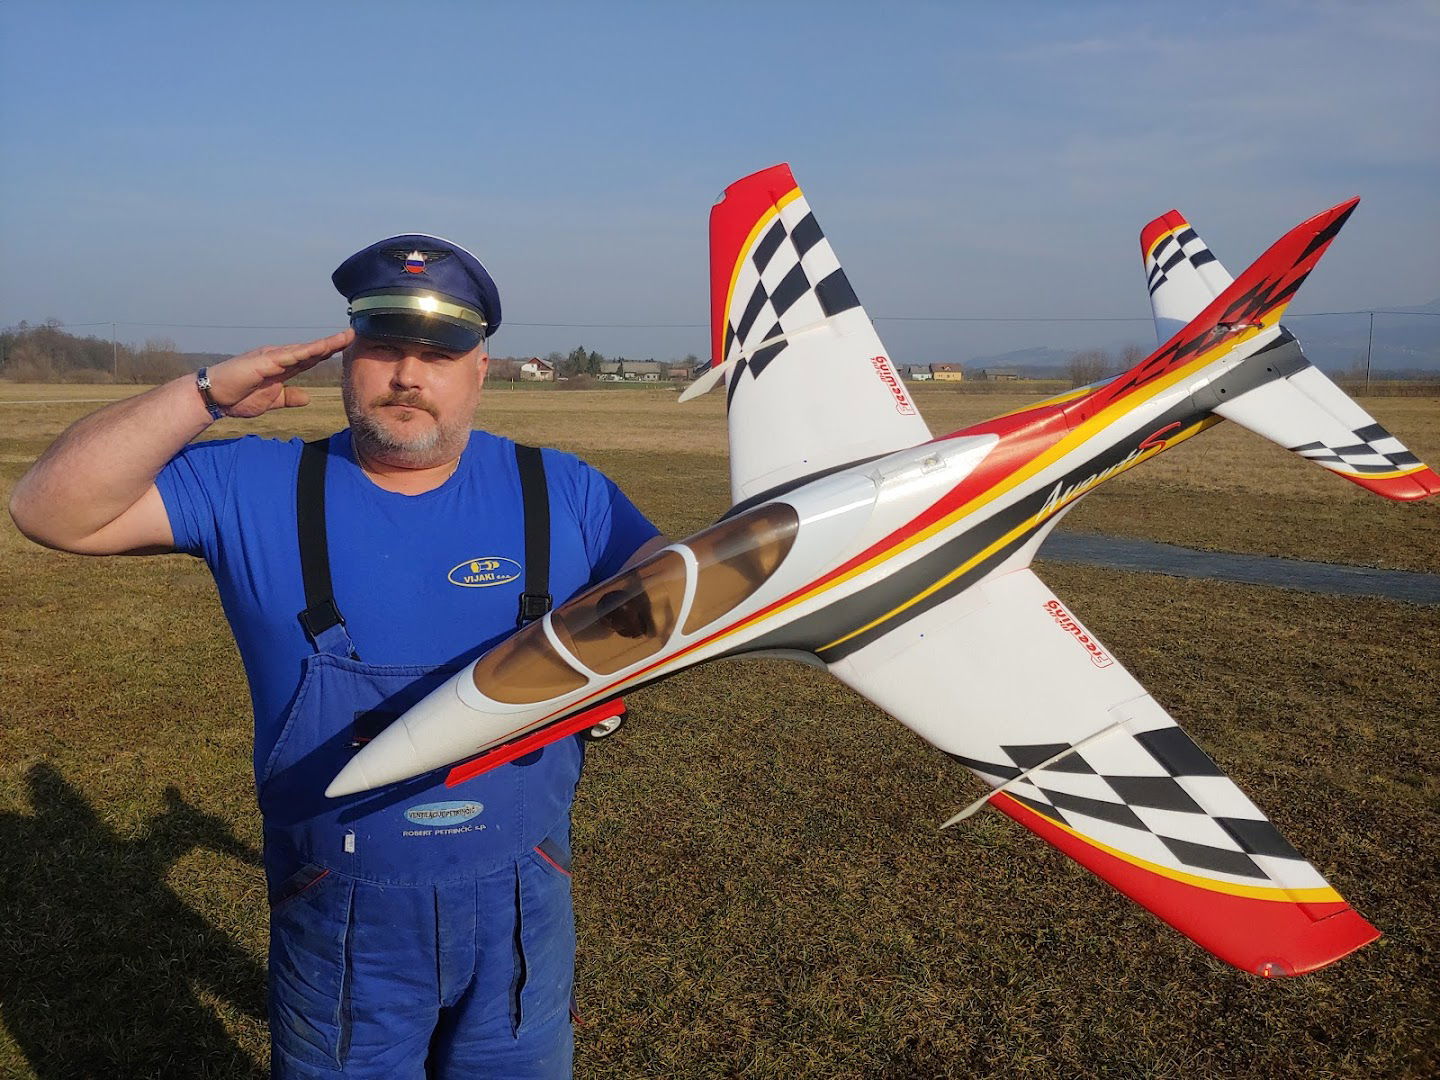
[599,361,666,382]
[520,357,556,381]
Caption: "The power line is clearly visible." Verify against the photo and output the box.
[5,310,1435,333]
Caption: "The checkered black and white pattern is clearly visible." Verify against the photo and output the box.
[1290,423,1421,475]
[723,197,862,390]
[954,724,1327,890]
[1146,225,1221,297]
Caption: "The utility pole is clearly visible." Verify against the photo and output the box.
[111,322,119,381]
[1364,311,1374,396]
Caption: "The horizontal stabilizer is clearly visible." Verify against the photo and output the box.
[1135,208,1439,501]
[1213,336,1440,500]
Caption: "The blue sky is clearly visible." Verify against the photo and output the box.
[1,1,1436,365]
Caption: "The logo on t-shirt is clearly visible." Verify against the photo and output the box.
[448,556,522,588]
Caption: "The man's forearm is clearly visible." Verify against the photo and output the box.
[8,373,214,549]
[11,331,348,553]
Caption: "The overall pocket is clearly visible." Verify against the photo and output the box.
[268,868,356,1069]
[512,843,576,1035]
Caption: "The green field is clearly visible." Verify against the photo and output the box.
[1,383,1437,1078]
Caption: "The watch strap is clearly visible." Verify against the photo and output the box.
[195,368,225,421]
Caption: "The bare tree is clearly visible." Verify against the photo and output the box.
[1119,343,1148,369]
[129,338,187,384]
[1067,349,1114,388]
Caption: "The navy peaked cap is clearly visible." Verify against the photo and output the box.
[332,233,501,351]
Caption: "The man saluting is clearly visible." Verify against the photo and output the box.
[9,236,662,1078]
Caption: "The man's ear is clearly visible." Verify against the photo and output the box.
[475,352,490,390]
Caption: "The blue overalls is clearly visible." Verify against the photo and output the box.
[258,439,580,1078]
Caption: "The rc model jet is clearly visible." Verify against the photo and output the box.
[329,164,1439,977]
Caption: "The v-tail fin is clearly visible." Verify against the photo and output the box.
[1141,209,1234,346]
[1136,205,1440,502]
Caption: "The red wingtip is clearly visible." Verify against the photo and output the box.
[995,794,1380,976]
[1338,465,1440,501]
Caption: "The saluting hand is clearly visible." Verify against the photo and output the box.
[205,329,355,418]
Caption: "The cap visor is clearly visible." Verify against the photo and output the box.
[352,311,483,353]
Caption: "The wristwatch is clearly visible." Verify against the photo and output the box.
[195,368,225,421]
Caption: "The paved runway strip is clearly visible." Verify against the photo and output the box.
[1042,531,1440,606]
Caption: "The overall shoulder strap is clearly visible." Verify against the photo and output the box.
[296,438,361,659]
[514,443,553,626]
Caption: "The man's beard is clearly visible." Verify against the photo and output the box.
[343,384,469,465]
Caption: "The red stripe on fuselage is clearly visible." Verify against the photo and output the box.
[1073,198,1359,427]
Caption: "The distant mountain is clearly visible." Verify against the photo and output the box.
[952,302,1440,378]
[962,346,1079,377]
[1375,297,1440,314]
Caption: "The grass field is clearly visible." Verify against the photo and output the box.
[1,382,1437,1078]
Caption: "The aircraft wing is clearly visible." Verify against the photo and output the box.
[684,164,932,505]
[826,565,1379,976]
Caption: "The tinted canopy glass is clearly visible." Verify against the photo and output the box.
[471,618,588,704]
[552,551,689,675]
[682,502,799,635]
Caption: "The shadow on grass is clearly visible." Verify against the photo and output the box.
[0,764,266,1079]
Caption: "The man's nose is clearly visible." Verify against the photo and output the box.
[391,351,425,387]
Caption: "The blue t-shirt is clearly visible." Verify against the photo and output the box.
[156,428,659,778]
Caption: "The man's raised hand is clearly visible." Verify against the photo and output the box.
[206,329,355,418]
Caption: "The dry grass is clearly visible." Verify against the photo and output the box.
[1,384,1437,1078]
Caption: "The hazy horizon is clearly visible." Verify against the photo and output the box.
[2,2,1436,368]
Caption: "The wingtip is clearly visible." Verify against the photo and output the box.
[1140,209,1188,257]
[1339,465,1440,501]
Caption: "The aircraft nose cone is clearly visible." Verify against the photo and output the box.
[323,668,523,798]
[325,758,374,799]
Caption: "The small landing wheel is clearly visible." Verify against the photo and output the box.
[584,712,626,741]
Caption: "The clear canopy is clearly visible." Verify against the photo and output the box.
[471,501,801,703]
[682,502,798,634]
[470,618,587,704]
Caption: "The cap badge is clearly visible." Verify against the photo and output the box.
[381,247,453,275]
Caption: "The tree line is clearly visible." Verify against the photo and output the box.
[0,324,706,385]
[0,321,197,384]
[13,322,1298,391]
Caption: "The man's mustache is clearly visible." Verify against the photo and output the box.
[369,391,437,418]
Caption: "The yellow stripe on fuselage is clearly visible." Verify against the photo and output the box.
[996,792,1343,904]
[817,416,1218,652]
[798,332,1276,648]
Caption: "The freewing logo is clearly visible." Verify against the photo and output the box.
[871,355,917,415]
[1043,599,1114,668]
